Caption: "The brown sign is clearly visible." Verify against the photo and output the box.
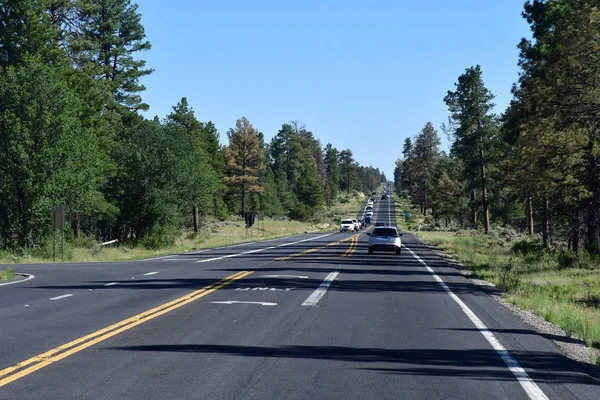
[52,205,65,230]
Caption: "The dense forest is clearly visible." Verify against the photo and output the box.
[394,0,600,253]
[0,0,384,251]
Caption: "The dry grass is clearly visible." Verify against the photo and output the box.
[0,192,371,265]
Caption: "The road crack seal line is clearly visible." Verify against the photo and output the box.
[0,270,252,388]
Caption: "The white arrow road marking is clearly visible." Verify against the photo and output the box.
[261,275,309,279]
[143,271,159,276]
[302,272,339,306]
[404,246,549,400]
[49,294,73,301]
[209,301,277,306]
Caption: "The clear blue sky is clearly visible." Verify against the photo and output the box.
[138,0,531,179]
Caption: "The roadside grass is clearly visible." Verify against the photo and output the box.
[0,191,368,265]
[415,230,600,350]
[324,190,368,223]
[0,268,15,282]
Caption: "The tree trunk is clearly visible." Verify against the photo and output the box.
[526,195,533,235]
[572,210,580,253]
[241,180,246,218]
[471,189,477,228]
[193,206,199,233]
[585,137,599,252]
[480,148,490,234]
[542,193,550,249]
[71,213,80,239]
[423,192,428,216]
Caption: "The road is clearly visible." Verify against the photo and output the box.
[0,192,599,399]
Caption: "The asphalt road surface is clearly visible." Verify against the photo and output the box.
[1,193,599,399]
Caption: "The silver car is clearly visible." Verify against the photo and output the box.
[367,226,403,255]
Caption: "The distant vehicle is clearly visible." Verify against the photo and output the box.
[366,205,373,211]
[340,219,354,232]
[364,216,372,224]
[367,226,403,255]
[352,219,360,231]
[381,194,388,200]
[375,221,386,226]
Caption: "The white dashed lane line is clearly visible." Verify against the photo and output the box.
[143,272,159,276]
[104,282,118,286]
[49,294,73,301]
[302,272,339,307]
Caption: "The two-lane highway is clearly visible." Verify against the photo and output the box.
[1,193,599,399]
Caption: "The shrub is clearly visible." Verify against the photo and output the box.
[511,239,542,255]
[141,225,178,249]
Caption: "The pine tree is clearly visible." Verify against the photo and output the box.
[224,117,265,218]
[71,0,153,110]
[444,65,496,233]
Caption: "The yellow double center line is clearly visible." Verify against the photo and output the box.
[341,235,359,257]
[276,233,363,261]
[0,270,252,388]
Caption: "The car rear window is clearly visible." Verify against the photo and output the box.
[372,228,397,236]
[342,220,353,224]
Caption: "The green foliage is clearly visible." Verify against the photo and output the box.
[0,59,106,249]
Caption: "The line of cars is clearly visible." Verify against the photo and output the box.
[338,193,403,255]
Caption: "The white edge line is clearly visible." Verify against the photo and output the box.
[302,272,339,307]
[209,301,277,306]
[139,254,175,262]
[143,271,159,276]
[0,273,35,287]
[404,246,549,400]
[196,233,334,263]
[49,294,73,300]
[277,233,334,247]
[142,233,333,262]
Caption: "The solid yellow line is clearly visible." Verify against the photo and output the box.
[0,271,252,388]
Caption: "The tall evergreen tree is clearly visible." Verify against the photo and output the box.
[224,117,265,218]
[339,149,355,194]
[71,0,152,110]
[444,65,496,233]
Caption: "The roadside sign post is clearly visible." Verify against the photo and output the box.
[257,211,264,236]
[52,206,65,262]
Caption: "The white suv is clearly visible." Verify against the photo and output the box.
[340,219,355,232]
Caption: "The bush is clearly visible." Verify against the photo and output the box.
[141,225,178,249]
[511,239,542,255]
[288,204,314,222]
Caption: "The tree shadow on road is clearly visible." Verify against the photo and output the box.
[105,343,600,386]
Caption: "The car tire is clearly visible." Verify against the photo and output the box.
[368,248,373,254]
[396,248,402,255]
